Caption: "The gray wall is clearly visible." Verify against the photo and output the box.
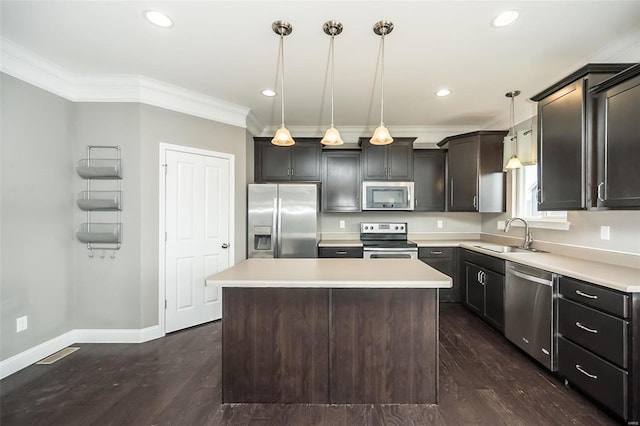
[72,103,143,328]
[1,75,249,362]
[139,105,247,328]
[1,74,74,359]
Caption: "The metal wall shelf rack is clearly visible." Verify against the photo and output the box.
[75,146,122,255]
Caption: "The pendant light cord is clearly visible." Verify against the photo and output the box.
[380,31,385,126]
[280,33,286,128]
[330,34,335,128]
[510,92,517,151]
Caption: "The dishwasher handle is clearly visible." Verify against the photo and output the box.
[508,268,554,286]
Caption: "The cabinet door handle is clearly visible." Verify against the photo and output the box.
[575,364,598,380]
[473,195,478,209]
[477,271,482,283]
[537,188,541,204]
[575,322,598,334]
[450,179,454,207]
[336,251,347,255]
[430,250,443,255]
[597,182,605,202]
[575,290,598,300]
[287,168,290,176]
[291,168,294,176]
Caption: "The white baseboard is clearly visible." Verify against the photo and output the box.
[0,331,77,379]
[0,326,164,379]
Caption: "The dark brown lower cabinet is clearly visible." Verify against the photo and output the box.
[222,287,438,404]
[557,276,639,424]
[419,247,458,302]
[462,249,505,333]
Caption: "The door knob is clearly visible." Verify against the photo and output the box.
[221,243,229,249]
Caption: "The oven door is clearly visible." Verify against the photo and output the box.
[363,247,417,259]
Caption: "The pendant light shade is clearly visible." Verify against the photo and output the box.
[504,90,522,170]
[370,20,394,146]
[271,20,295,147]
[321,20,344,146]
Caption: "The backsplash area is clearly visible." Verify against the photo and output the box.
[320,212,481,239]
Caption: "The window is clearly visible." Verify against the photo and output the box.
[514,164,568,228]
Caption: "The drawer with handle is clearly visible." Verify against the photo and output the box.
[318,247,363,258]
[418,247,454,259]
[558,336,628,419]
[559,276,629,318]
[558,298,628,368]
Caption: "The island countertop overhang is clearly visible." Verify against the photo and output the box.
[206,258,452,289]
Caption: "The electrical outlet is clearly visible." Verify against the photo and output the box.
[339,220,345,229]
[437,220,443,229]
[16,315,28,333]
[497,220,505,230]
[600,225,610,240]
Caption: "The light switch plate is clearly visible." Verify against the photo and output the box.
[600,225,610,240]
[339,220,345,229]
[497,220,505,230]
[437,220,443,229]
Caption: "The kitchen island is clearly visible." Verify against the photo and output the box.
[206,258,452,404]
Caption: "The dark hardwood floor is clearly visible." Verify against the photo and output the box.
[1,304,619,425]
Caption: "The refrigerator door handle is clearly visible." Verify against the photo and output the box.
[276,198,283,258]
[272,197,278,257]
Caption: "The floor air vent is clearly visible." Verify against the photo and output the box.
[36,347,79,365]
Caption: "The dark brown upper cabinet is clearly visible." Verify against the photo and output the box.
[438,131,507,213]
[530,63,632,210]
[413,150,446,211]
[321,150,362,212]
[590,64,640,209]
[359,137,415,181]
[254,137,321,182]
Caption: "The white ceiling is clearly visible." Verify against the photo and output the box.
[2,1,640,141]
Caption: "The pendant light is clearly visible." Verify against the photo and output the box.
[370,20,394,145]
[271,20,295,146]
[504,90,523,169]
[321,21,344,146]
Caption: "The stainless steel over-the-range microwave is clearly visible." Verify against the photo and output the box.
[362,181,414,211]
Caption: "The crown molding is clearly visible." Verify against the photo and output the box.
[0,37,250,128]
[245,110,265,137]
[256,124,479,146]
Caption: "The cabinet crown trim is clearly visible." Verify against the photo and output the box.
[437,130,508,148]
[530,63,634,101]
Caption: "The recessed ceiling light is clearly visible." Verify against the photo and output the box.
[492,10,519,27]
[261,89,277,97]
[435,89,452,97]
[144,10,173,28]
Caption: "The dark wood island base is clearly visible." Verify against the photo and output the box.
[222,287,438,404]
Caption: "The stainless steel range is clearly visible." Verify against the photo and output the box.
[360,222,418,259]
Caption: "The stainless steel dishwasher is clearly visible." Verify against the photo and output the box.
[505,261,557,371]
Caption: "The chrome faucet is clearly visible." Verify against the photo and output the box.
[504,217,533,249]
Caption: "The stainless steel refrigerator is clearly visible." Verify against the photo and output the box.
[248,183,319,258]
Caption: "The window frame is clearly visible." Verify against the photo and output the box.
[510,165,570,231]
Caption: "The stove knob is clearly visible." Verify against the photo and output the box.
[400,225,404,230]
[364,225,369,230]
[394,226,399,230]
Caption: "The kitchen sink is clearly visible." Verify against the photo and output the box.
[475,245,547,254]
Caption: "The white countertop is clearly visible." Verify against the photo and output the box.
[460,244,640,293]
[318,239,640,293]
[206,258,452,289]
[318,239,363,247]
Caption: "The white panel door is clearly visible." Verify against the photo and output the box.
[165,149,230,333]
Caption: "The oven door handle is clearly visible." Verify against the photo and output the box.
[363,247,417,252]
